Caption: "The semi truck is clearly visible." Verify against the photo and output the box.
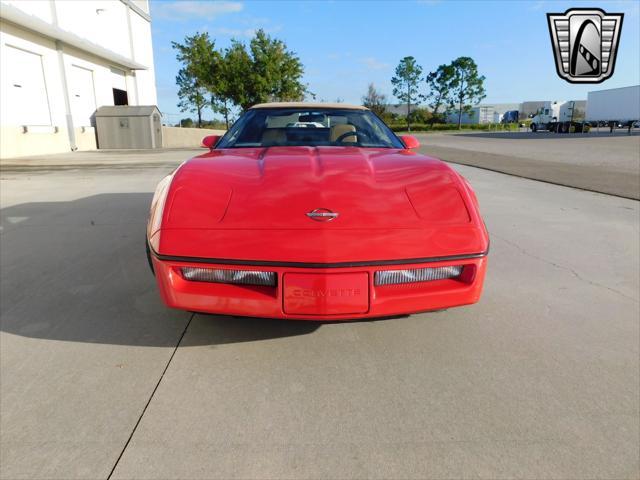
[501,110,519,124]
[586,85,640,130]
[529,101,587,133]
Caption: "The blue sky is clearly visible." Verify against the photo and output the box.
[150,0,640,122]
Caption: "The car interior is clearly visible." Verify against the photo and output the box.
[257,112,359,145]
[218,108,402,149]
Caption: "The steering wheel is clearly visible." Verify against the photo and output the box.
[335,129,371,143]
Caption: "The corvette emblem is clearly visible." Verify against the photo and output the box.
[547,8,623,84]
[306,208,339,222]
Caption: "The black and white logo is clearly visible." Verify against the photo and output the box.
[547,8,623,84]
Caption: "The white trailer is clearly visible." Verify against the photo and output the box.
[586,85,640,126]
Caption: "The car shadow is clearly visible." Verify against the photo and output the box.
[0,193,321,348]
[182,313,410,346]
[182,315,320,346]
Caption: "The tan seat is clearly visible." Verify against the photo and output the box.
[261,129,287,144]
[330,124,356,142]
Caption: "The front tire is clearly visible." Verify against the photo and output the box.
[531,123,537,132]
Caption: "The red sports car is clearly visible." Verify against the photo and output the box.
[146,103,489,320]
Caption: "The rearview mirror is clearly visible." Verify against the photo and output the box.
[201,135,221,149]
[400,135,420,149]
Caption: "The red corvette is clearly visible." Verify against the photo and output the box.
[146,103,489,320]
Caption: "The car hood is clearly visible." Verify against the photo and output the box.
[164,146,473,230]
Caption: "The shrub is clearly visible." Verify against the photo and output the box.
[388,123,519,132]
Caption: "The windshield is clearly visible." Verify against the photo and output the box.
[217,108,404,149]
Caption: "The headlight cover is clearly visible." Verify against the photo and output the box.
[375,265,463,286]
[180,267,276,287]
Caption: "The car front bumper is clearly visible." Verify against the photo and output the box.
[150,252,488,320]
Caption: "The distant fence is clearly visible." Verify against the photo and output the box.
[162,126,226,148]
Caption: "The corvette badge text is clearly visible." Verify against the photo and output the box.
[291,288,362,298]
[547,8,623,83]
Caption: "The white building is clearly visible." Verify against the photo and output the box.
[0,0,157,158]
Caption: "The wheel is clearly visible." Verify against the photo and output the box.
[531,123,537,132]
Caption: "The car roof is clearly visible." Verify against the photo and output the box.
[250,102,368,111]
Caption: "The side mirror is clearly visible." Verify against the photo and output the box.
[201,135,221,149]
[400,135,420,149]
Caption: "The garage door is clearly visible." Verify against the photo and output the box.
[70,65,96,127]
[1,45,51,126]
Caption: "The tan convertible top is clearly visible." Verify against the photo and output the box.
[250,102,368,110]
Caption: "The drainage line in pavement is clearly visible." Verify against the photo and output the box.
[107,312,195,479]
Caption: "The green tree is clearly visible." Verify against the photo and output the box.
[408,107,431,124]
[391,56,425,131]
[172,32,220,128]
[247,29,307,107]
[211,94,232,129]
[361,83,387,117]
[425,64,454,124]
[218,40,253,113]
[171,29,308,123]
[217,30,307,111]
[175,69,207,128]
[209,42,244,129]
[447,57,486,129]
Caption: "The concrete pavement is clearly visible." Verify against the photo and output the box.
[0,166,188,478]
[1,157,638,478]
[0,149,202,171]
[417,131,640,199]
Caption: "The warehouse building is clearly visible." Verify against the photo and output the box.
[445,103,520,124]
[0,0,157,158]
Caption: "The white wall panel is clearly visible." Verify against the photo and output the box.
[55,0,130,58]
[130,9,156,105]
[1,0,53,24]
[110,67,127,91]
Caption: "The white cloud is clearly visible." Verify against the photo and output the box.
[327,52,352,60]
[210,22,282,38]
[529,1,552,11]
[153,1,243,20]
[359,57,389,70]
[210,26,260,37]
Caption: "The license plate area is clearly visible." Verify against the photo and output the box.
[283,272,369,315]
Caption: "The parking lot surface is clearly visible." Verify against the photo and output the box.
[1,146,639,479]
[417,131,640,199]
